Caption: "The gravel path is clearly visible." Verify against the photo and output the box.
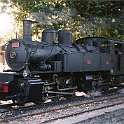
[51,103,124,124]
[76,106,124,124]
[0,89,124,124]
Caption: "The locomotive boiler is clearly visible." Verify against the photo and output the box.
[0,20,124,105]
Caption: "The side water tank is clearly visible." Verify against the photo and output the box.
[42,29,56,44]
[58,30,72,45]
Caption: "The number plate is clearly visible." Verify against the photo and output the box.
[12,42,20,48]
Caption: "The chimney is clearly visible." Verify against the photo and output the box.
[23,20,32,41]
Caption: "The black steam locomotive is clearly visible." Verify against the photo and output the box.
[0,20,124,105]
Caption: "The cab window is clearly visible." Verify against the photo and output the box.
[101,41,110,53]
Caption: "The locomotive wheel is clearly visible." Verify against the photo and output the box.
[13,79,30,105]
[102,85,110,92]
[57,77,76,98]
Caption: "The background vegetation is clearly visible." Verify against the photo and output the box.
[1,0,124,41]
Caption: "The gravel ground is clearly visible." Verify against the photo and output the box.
[76,108,124,124]
[51,103,124,124]
[0,98,123,124]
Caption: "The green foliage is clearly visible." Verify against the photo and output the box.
[66,0,124,18]
[2,0,124,41]
[66,0,124,41]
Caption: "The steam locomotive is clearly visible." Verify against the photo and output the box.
[0,20,124,105]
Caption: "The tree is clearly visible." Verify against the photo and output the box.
[2,0,124,41]
[66,0,124,40]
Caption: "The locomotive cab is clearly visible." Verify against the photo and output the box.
[112,41,123,73]
[76,37,100,53]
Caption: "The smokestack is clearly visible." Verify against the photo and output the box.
[23,20,32,41]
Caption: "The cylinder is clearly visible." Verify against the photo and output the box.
[23,20,32,41]
[42,29,56,44]
[58,30,72,45]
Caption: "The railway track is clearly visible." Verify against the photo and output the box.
[0,91,124,123]
[42,96,124,124]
